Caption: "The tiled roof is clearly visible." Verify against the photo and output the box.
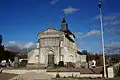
[4,50,24,54]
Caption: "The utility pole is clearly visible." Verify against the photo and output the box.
[98,0,107,78]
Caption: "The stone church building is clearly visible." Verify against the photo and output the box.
[28,17,86,67]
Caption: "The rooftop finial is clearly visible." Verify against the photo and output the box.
[49,24,52,29]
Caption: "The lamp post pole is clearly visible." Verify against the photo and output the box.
[98,0,107,78]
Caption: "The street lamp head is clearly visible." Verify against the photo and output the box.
[98,0,102,8]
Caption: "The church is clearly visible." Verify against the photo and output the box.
[28,17,86,68]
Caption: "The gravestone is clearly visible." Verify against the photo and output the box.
[14,56,19,68]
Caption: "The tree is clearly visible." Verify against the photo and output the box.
[81,50,89,55]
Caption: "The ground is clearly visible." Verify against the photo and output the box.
[0,73,120,80]
[53,77,120,80]
[0,73,18,80]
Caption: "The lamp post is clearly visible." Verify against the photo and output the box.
[98,0,107,78]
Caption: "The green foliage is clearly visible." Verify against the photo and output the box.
[0,51,16,62]
[81,50,89,55]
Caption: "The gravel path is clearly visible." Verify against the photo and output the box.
[10,72,53,80]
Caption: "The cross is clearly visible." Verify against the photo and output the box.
[49,24,52,29]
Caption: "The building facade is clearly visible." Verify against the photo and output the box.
[28,17,86,67]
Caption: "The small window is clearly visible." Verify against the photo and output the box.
[60,55,64,61]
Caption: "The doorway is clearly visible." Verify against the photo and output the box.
[48,50,54,67]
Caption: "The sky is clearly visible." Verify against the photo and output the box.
[0,0,120,54]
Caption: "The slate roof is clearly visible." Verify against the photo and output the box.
[62,29,75,38]
[61,17,67,24]
[4,50,24,54]
[65,34,74,43]
[60,17,76,42]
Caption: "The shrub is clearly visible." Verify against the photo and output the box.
[56,73,60,78]
[58,61,64,67]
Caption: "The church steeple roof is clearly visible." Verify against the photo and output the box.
[61,17,68,31]
[61,17,67,24]
[60,17,76,38]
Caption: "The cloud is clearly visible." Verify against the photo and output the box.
[74,32,83,38]
[5,41,36,52]
[92,13,120,26]
[106,42,120,48]
[104,20,120,26]
[105,42,120,54]
[91,15,116,21]
[107,27,120,35]
[5,41,23,49]
[91,15,100,20]
[112,20,120,25]
[104,16,116,21]
[24,42,34,48]
[63,6,79,15]
[80,30,101,39]
[50,0,59,5]
[8,41,16,44]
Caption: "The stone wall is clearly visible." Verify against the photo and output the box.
[3,69,102,78]
[107,62,120,78]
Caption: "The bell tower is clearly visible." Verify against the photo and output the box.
[61,17,68,31]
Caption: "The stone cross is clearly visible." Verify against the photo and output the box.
[49,24,52,29]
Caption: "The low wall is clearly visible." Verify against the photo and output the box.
[113,62,120,77]
[3,69,102,78]
[3,69,46,74]
[107,62,120,78]
[107,67,114,78]
[47,72,102,78]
